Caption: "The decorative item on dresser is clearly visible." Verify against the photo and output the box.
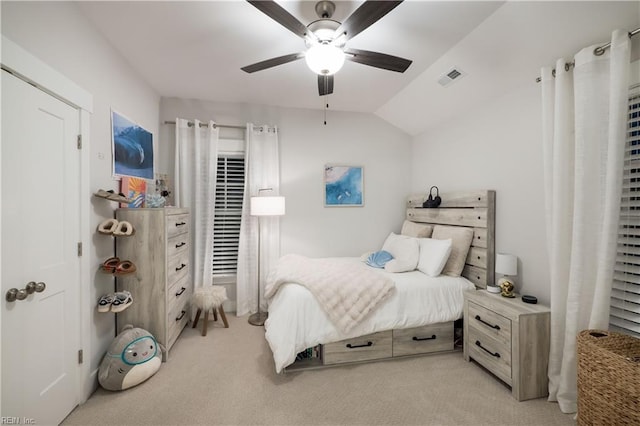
[115,207,191,358]
[463,290,550,401]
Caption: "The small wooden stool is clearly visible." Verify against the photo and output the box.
[191,286,229,336]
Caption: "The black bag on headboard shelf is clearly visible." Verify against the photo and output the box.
[422,186,441,208]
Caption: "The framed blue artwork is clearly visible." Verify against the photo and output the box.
[324,165,364,207]
[111,110,154,179]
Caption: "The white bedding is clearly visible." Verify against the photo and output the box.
[264,257,476,373]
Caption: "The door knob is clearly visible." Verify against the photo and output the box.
[6,288,18,302]
[15,289,28,301]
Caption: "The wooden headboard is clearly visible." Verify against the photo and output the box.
[406,190,495,289]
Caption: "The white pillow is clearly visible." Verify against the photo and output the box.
[381,233,419,272]
[417,238,453,277]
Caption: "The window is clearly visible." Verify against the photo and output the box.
[611,84,640,338]
[213,154,245,278]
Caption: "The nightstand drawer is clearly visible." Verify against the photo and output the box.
[392,322,453,357]
[468,327,512,385]
[322,331,392,365]
[468,301,511,347]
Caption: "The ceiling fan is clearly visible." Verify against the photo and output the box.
[241,0,413,96]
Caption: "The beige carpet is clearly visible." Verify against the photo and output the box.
[63,315,574,426]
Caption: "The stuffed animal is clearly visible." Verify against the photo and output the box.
[98,325,166,391]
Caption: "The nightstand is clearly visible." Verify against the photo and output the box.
[463,290,550,401]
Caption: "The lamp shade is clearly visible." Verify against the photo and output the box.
[495,253,517,276]
[250,196,285,216]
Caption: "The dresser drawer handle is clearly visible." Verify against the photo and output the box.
[175,287,186,297]
[346,341,372,349]
[176,263,186,271]
[475,340,500,358]
[475,315,500,330]
[175,242,186,248]
[175,222,186,227]
[175,310,186,321]
[412,335,436,342]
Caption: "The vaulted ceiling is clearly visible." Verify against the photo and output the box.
[78,1,639,135]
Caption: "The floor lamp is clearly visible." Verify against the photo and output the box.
[248,190,285,326]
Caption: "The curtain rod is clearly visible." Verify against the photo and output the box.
[535,27,639,83]
[163,120,245,130]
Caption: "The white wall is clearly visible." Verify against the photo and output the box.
[412,84,547,301]
[161,98,413,302]
[1,1,160,392]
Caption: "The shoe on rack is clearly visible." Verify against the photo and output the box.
[110,291,133,313]
[97,218,119,235]
[97,293,115,313]
[100,257,120,274]
[114,260,137,276]
[94,189,133,204]
[113,220,135,237]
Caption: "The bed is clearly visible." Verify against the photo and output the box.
[264,190,495,373]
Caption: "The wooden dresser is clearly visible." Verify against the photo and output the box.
[463,290,550,401]
[115,207,191,356]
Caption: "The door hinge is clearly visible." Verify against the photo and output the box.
[78,349,83,364]
[77,134,82,149]
[77,242,82,257]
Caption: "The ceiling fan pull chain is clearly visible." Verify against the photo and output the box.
[324,97,328,125]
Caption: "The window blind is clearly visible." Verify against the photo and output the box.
[213,155,245,277]
[611,84,640,338]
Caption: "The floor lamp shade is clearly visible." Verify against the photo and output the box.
[248,195,285,326]
[250,196,285,217]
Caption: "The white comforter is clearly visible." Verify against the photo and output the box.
[265,254,395,334]
[264,257,476,373]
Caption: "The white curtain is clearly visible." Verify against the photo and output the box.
[542,30,630,413]
[174,118,219,290]
[236,124,281,316]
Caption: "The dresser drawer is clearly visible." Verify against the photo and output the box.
[167,252,189,285]
[167,295,189,350]
[168,276,189,310]
[468,301,511,347]
[167,214,189,238]
[323,331,392,365]
[167,233,189,259]
[392,322,453,357]
[468,327,512,385]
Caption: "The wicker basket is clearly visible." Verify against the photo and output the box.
[577,329,640,425]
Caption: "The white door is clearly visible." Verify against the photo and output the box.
[1,70,81,424]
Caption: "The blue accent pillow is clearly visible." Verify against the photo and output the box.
[366,250,394,268]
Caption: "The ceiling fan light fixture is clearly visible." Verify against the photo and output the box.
[305,43,345,76]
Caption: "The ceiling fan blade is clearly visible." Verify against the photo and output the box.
[241,52,304,73]
[344,48,412,73]
[247,0,309,39]
[318,75,334,96]
[334,1,403,42]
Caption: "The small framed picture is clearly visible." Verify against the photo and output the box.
[111,109,154,179]
[324,165,364,207]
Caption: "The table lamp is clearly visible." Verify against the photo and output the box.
[495,253,518,298]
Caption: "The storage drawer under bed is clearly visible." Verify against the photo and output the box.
[322,330,392,365]
[392,322,454,357]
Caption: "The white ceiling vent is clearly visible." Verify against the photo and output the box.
[438,67,466,87]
